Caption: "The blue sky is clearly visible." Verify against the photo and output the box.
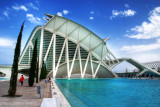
[0,0,160,72]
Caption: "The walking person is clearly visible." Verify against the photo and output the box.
[19,75,24,86]
[48,77,51,82]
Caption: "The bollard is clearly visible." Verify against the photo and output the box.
[37,85,41,98]
[45,79,48,83]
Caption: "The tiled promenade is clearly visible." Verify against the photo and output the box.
[0,79,51,107]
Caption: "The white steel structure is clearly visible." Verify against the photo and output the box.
[143,61,160,70]
[19,14,120,78]
[107,58,160,77]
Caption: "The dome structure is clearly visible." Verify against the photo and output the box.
[19,14,119,78]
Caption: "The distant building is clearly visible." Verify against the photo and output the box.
[143,61,160,71]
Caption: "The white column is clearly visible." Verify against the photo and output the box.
[90,53,94,77]
[82,52,90,78]
[44,34,54,62]
[54,39,66,77]
[78,45,83,78]
[53,34,56,78]
[65,38,70,78]
[93,61,101,78]
[68,45,78,78]
[38,27,44,79]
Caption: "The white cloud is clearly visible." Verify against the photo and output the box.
[121,39,160,53]
[1,7,12,19]
[0,4,29,19]
[124,4,129,8]
[63,10,69,15]
[26,14,41,24]
[37,17,41,21]
[20,5,28,11]
[0,38,15,47]
[35,1,39,4]
[119,7,160,63]
[27,3,39,10]
[110,9,136,19]
[57,12,62,17]
[3,11,9,17]
[57,10,70,17]
[89,16,94,20]
[124,9,135,16]
[12,5,28,11]
[90,11,94,14]
[112,45,160,63]
[43,17,46,20]
[127,7,160,39]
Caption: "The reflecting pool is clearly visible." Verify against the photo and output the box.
[55,78,160,107]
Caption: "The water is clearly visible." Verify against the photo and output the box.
[0,77,10,81]
[0,66,28,81]
[55,78,160,107]
[0,66,12,77]
[0,66,11,81]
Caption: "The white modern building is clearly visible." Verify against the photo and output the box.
[18,14,160,78]
[19,14,119,78]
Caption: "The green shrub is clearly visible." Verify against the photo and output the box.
[40,61,47,80]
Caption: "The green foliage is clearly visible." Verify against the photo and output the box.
[8,21,25,96]
[28,39,37,86]
[36,59,39,83]
[40,61,47,80]
[0,71,2,74]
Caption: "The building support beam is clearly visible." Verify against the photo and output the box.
[44,34,54,62]
[137,69,147,76]
[107,53,115,64]
[82,52,90,78]
[68,45,78,78]
[65,38,70,78]
[67,26,80,37]
[54,38,66,77]
[53,34,56,78]
[106,47,119,63]
[90,53,94,76]
[78,45,83,78]
[19,27,41,65]
[93,61,101,78]
[38,27,44,79]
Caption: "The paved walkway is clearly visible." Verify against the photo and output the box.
[0,79,51,107]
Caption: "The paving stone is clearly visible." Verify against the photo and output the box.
[0,79,51,107]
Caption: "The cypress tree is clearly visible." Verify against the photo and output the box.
[28,39,37,86]
[36,58,39,83]
[40,61,47,80]
[44,63,47,78]
[8,21,25,96]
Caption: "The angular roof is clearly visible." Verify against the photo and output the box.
[43,15,109,61]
